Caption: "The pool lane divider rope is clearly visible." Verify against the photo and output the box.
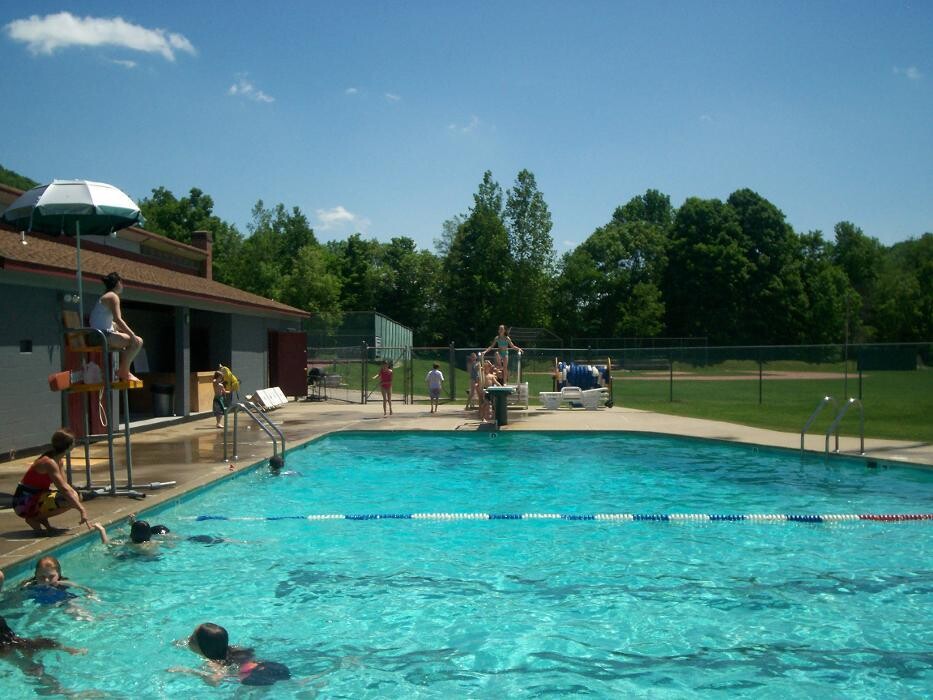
[192,512,933,523]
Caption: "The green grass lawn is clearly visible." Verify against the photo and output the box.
[611,369,933,442]
[316,356,931,442]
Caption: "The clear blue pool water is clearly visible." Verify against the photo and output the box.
[1,431,931,698]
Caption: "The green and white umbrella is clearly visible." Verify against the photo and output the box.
[2,179,142,319]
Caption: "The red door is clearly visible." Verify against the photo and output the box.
[268,331,308,398]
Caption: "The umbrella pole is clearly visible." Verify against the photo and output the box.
[76,221,85,322]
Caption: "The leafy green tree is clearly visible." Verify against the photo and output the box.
[374,237,443,344]
[797,234,854,344]
[664,197,751,343]
[138,186,245,286]
[328,233,381,312]
[552,217,668,340]
[434,215,464,258]
[504,169,555,327]
[872,233,933,341]
[551,246,603,340]
[439,173,511,344]
[612,188,675,228]
[280,244,343,327]
[727,189,807,343]
[618,281,666,337]
[830,221,883,340]
[139,187,218,245]
[473,170,503,216]
[236,200,318,300]
[210,220,245,287]
[831,222,882,298]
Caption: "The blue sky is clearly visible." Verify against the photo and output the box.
[2,1,930,251]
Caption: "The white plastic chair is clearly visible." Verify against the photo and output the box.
[581,388,609,410]
[559,386,585,407]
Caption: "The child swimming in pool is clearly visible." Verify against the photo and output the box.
[20,556,94,604]
[1,614,86,693]
[268,454,300,476]
[170,622,290,686]
[94,521,238,548]
[92,518,171,558]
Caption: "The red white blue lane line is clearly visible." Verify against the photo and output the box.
[192,513,933,523]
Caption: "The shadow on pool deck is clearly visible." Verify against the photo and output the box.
[1,400,930,573]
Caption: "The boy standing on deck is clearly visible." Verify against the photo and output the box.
[426,363,445,414]
[212,371,229,428]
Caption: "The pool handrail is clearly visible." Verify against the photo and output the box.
[801,395,839,454]
[224,400,285,462]
[824,397,865,457]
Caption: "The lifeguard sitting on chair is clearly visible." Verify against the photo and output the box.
[89,272,143,382]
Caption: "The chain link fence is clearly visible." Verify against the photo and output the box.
[307,341,931,439]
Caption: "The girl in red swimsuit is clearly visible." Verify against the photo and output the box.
[372,360,394,416]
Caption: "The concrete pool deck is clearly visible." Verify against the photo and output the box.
[2,400,931,575]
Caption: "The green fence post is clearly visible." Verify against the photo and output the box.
[362,342,368,404]
[449,342,456,401]
[669,352,674,402]
[758,349,763,405]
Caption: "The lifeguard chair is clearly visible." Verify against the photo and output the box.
[53,310,150,498]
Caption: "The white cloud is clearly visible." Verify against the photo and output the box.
[4,11,195,61]
[316,206,369,231]
[228,76,274,103]
[385,92,401,102]
[699,113,713,123]
[448,115,480,134]
[111,58,137,69]
[345,87,359,95]
[893,65,923,81]
[561,240,577,249]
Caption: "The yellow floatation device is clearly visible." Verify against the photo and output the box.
[218,364,240,393]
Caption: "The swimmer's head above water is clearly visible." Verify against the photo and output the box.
[130,520,169,543]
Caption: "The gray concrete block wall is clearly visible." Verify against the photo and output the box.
[0,284,64,457]
[230,314,269,397]
[229,315,293,397]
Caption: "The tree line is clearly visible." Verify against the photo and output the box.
[2,164,929,346]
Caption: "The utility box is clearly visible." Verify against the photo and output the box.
[151,384,174,417]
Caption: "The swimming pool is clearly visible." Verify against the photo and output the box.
[1,431,931,697]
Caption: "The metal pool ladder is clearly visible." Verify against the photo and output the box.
[223,401,286,462]
[801,396,839,454]
[824,398,864,457]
